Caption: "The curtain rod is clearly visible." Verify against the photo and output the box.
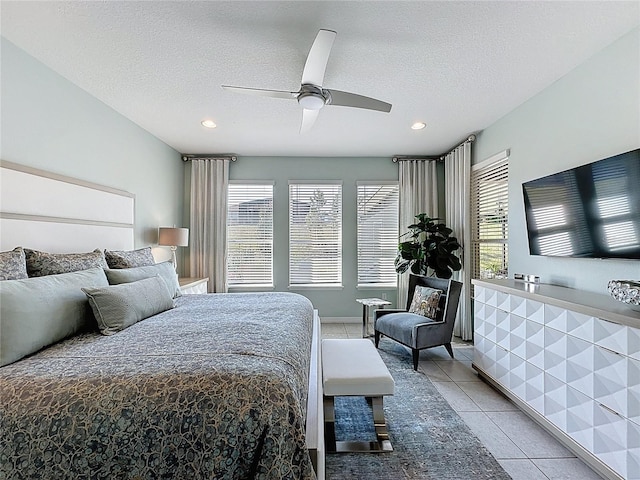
[439,134,477,160]
[392,133,477,163]
[392,155,440,163]
[181,154,237,162]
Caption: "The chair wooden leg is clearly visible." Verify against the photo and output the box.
[412,349,419,370]
[444,343,454,358]
[374,331,381,348]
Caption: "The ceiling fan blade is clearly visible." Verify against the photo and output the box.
[326,89,392,113]
[301,29,336,87]
[300,108,320,134]
[222,85,297,100]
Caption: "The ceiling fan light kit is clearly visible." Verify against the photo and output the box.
[222,29,392,133]
[297,85,326,110]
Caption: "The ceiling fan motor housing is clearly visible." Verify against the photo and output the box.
[297,84,327,110]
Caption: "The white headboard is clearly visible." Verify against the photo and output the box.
[0,160,135,253]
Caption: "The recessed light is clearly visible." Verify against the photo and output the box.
[411,122,426,130]
[201,119,217,129]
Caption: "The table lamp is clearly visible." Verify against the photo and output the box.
[158,227,189,271]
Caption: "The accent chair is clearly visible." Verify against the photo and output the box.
[374,274,463,370]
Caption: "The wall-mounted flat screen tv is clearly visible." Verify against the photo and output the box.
[522,148,640,259]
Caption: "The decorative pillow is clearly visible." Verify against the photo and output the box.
[24,248,108,277]
[408,286,443,320]
[0,247,28,280]
[104,247,156,269]
[82,276,174,335]
[0,266,109,367]
[104,261,181,298]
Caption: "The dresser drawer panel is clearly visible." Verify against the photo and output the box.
[524,361,545,415]
[508,353,527,400]
[508,314,527,357]
[525,320,545,369]
[510,297,545,324]
[593,402,628,479]
[494,346,511,387]
[628,356,640,426]
[594,318,629,356]
[628,421,640,480]
[630,326,640,361]
[495,313,511,350]
[566,386,595,453]
[496,291,510,313]
[474,286,488,304]
[545,373,568,432]
[484,288,500,307]
[593,346,628,417]
[473,335,489,372]
[565,338,595,399]
[565,311,595,343]
[544,327,568,383]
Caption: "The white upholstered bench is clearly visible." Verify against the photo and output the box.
[321,339,395,453]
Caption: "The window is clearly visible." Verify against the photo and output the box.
[227,183,273,287]
[357,182,399,286]
[471,151,509,281]
[289,182,342,286]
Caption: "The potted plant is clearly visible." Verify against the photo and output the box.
[395,213,462,279]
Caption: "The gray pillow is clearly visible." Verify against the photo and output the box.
[0,247,28,280]
[0,266,109,367]
[82,276,174,335]
[104,261,181,298]
[25,248,108,277]
[104,247,155,269]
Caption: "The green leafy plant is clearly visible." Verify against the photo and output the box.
[395,213,462,279]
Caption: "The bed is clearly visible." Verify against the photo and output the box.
[0,161,324,479]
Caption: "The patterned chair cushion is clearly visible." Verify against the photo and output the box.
[104,247,155,269]
[82,276,174,335]
[408,285,443,320]
[24,248,108,277]
[0,247,28,281]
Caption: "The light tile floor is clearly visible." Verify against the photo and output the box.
[321,322,604,480]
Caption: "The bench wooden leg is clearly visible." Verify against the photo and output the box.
[323,395,393,453]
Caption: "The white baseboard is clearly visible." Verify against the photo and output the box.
[320,316,360,324]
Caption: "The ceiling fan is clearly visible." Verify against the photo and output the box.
[222,29,392,133]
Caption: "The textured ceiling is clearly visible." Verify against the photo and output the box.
[2,1,639,157]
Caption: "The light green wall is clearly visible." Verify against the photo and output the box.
[229,156,399,318]
[0,38,184,256]
[473,27,640,294]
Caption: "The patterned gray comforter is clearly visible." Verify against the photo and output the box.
[0,292,316,480]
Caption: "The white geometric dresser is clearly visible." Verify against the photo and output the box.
[472,279,640,480]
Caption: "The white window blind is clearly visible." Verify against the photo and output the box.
[289,182,342,286]
[471,153,509,281]
[357,182,399,286]
[227,183,273,287]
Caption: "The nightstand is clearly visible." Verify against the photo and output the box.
[179,277,208,294]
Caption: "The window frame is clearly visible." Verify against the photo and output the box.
[356,181,399,288]
[288,180,343,288]
[226,181,274,289]
[471,150,510,283]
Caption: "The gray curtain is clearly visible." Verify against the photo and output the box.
[445,142,472,340]
[398,159,439,307]
[189,157,229,293]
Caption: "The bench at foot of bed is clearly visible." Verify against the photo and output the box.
[321,339,395,453]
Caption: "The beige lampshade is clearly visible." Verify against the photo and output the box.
[158,227,189,247]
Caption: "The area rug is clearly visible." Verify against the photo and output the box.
[324,338,511,480]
